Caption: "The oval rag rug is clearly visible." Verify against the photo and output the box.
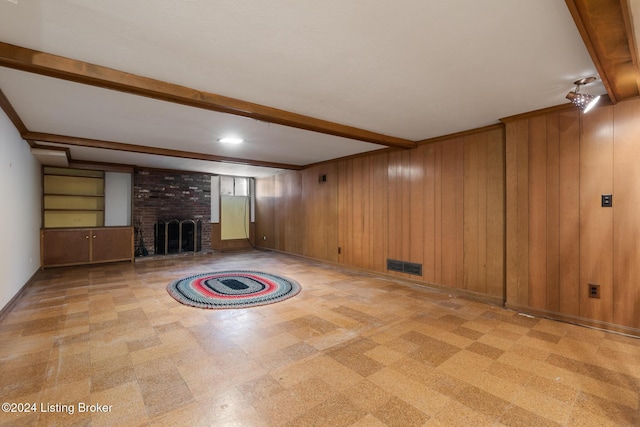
[166,270,301,309]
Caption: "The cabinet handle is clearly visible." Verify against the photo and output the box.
[93,235,96,239]
[85,236,89,239]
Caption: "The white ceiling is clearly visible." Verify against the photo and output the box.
[0,0,610,177]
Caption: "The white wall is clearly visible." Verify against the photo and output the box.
[105,171,131,226]
[211,175,220,223]
[0,109,41,312]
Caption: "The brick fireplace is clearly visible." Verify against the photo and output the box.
[133,168,211,256]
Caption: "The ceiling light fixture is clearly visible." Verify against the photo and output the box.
[218,137,244,144]
[566,77,600,113]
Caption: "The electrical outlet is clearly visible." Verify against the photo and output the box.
[601,194,612,207]
[588,283,600,299]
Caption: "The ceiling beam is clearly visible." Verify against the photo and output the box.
[565,0,640,103]
[0,42,416,149]
[23,131,303,171]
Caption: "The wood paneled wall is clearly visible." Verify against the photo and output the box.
[256,126,505,302]
[505,98,640,332]
[338,151,389,272]
[304,163,338,262]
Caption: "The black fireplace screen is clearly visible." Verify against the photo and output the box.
[155,219,202,255]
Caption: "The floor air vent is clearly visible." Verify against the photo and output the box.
[387,259,423,276]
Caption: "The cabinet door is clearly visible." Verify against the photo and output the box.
[42,229,91,266]
[91,228,133,263]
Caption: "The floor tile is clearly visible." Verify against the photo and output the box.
[0,250,638,426]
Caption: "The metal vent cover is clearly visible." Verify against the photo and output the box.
[387,259,422,276]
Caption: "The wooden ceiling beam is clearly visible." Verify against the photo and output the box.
[565,0,640,103]
[23,131,303,171]
[0,42,416,149]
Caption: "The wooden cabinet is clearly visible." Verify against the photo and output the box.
[42,227,134,268]
[91,228,134,263]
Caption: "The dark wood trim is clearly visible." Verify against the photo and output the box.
[0,42,415,149]
[134,165,213,176]
[499,97,613,123]
[303,147,391,169]
[0,88,33,146]
[0,269,40,323]
[23,131,303,171]
[68,159,135,173]
[565,0,640,103]
[621,0,640,77]
[506,302,640,339]
[416,123,505,145]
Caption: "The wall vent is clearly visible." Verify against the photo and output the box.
[387,259,404,272]
[387,259,423,276]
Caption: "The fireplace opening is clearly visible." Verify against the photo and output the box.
[155,219,202,255]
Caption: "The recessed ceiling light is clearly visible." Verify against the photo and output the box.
[218,137,244,144]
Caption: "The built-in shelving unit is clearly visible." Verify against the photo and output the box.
[43,167,105,228]
[40,166,133,268]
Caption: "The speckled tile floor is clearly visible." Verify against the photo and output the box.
[0,250,638,426]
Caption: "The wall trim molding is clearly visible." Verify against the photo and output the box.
[256,247,505,307]
[0,268,40,323]
[506,302,640,339]
[416,123,505,146]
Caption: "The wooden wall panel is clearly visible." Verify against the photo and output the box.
[274,171,303,255]
[352,156,371,268]
[421,143,436,283]
[557,110,580,316]
[440,138,464,289]
[528,115,547,309]
[302,164,338,262]
[545,114,560,312]
[387,149,401,272]
[338,156,367,269]
[505,120,531,306]
[255,127,504,303]
[613,100,640,328]
[255,176,275,249]
[476,134,488,294]
[434,142,443,285]
[370,151,389,273]
[579,106,614,323]
[505,123,519,305]
[388,148,423,279]
[485,128,505,298]
[463,134,481,292]
[505,100,640,333]
[337,160,351,266]
[400,150,413,269]
[516,121,530,306]
[256,99,640,334]
[409,145,425,274]
[463,129,504,298]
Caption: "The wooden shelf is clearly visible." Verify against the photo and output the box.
[43,167,105,228]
